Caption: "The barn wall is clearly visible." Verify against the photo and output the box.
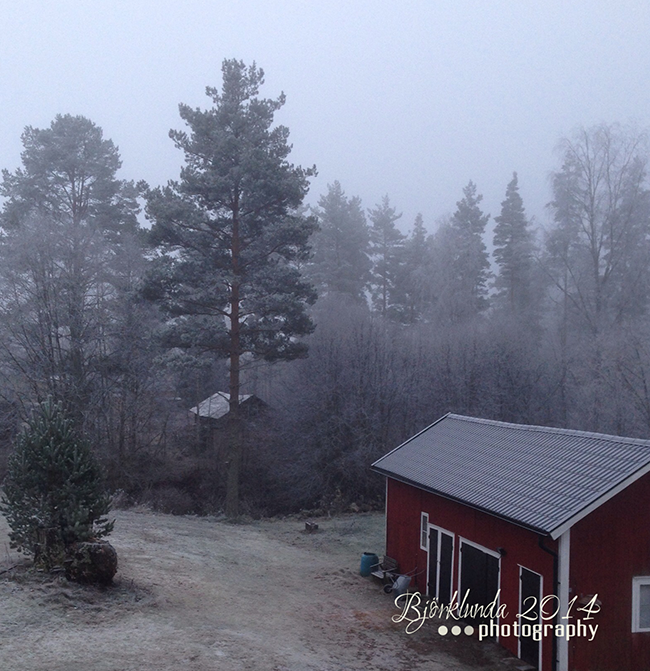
[385,477,422,579]
[569,472,650,671]
[386,477,556,670]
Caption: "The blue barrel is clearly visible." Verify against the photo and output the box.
[360,552,379,576]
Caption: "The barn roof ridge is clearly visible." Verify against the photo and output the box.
[445,412,650,448]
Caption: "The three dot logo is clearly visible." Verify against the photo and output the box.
[438,624,475,636]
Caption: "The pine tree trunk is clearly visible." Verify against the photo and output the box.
[225,327,242,518]
[225,201,242,519]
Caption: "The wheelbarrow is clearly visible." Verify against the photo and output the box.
[383,572,411,596]
[370,556,419,596]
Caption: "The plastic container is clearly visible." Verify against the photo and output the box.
[360,552,379,576]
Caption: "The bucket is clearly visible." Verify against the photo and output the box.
[360,552,379,576]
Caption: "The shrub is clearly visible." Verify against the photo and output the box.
[149,485,195,515]
[0,399,114,570]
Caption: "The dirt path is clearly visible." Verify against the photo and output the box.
[0,509,515,670]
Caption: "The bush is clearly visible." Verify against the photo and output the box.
[65,540,118,584]
[0,399,114,570]
[149,485,196,515]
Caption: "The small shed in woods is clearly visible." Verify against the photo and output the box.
[371,413,650,671]
[189,391,267,423]
[189,392,268,450]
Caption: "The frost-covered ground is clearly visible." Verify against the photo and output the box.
[0,509,517,670]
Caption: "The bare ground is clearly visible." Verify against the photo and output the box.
[0,509,519,671]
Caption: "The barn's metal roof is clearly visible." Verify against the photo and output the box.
[189,392,253,420]
[371,413,650,539]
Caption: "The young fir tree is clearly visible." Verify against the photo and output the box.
[144,60,317,517]
[0,399,113,569]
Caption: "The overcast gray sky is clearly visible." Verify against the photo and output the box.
[2,1,650,235]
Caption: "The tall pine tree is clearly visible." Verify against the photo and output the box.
[391,213,431,323]
[309,181,370,303]
[144,60,317,517]
[368,195,404,318]
[430,181,490,324]
[493,172,537,316]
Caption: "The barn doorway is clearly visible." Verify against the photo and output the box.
[519,566,542,669]
[459,540,500,627]
[427,525,454,604]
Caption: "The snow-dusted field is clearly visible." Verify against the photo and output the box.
[0,509,514,670]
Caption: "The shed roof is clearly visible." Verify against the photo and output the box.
[371,413,650,539]
[189,392,254,420]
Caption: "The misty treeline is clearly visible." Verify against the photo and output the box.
[1,72,649,516]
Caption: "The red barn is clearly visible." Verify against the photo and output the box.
[371,413,650,671]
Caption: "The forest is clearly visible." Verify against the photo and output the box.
[1,59,650,517]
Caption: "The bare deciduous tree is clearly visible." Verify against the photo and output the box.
[546,123,650,430]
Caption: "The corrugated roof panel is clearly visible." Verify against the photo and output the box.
[371,414,650,535]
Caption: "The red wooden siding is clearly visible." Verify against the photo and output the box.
[385,477,422,579]
[386,472,650,671]
[569,473,650,671]
[386,477,556,669]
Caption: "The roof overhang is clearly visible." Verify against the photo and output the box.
[372,412,650,541]
[547,459,650,539]
[374,455,650,540]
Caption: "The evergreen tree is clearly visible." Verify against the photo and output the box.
[408,213,427,266]
[144,59,317,517]
[0,399,113,569]
[430,181,490,324]
[391,213,431,323]
[308,181,370,303]
[493,172,538,315]
[368,195,404,317]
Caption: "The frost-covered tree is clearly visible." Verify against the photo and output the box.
[546,123,650,430]
[493,172,538,317]
[430,181,490,324]
[0,114,142,426]
[368,195,404,317]
[309,181,370,303]
[144,59,317,517]
[0,399,113,570]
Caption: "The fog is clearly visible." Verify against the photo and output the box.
[2,1,650,230]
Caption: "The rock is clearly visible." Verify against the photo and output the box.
[65,540,118,585]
